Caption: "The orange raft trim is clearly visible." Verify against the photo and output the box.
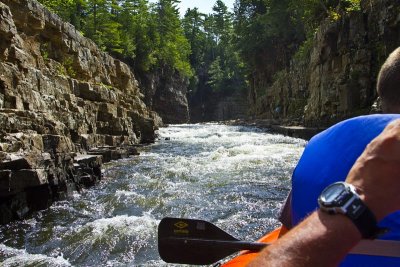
[221,226,288,267]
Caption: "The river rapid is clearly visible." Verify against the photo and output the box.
[0,124,306,266]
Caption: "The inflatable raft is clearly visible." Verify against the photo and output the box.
[221,226,287,267]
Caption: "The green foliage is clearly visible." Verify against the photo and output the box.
[38,0,74,18]
[40,43,50,61]
[232,0,363,102]
[329,9,341,21]
[287,0,361,37]
[208,57,224,91]
[154,0,193,77]
[234,0,305,77]
[182,8,207,67]
[118,0,159,71]
[182,0,246,101]
[39,0,365,120]
[56,55,76,77]
[342,0,361,12]
[326,0,361,21]
[293,38,314,61]
[39,0,192,78]
[83,0,123,53]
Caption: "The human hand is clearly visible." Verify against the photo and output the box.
[345,119,400,221]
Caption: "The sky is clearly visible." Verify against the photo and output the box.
[178,0,235,15]
[149,0,236,16]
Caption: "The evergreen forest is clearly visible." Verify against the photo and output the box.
[38,0,362,122]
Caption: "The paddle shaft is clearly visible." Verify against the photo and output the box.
[164,236,268,252]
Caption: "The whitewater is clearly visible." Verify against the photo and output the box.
[0,123,306,266]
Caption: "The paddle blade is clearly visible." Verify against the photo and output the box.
[158,217,239,265]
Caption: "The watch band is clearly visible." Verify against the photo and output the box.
[348,197,382,239]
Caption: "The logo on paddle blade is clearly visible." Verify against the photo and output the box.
[174,221,188,229]
[174,221,189,235]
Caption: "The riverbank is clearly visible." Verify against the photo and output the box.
[0,144,142,224]
[225,119,326,140]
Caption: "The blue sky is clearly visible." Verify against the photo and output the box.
[149,0,236,16]
[178,0,235,15]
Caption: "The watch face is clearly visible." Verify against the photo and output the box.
[320,183,346,205]
[319,182,376,238]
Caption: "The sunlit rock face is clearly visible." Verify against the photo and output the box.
[0,0,162,224]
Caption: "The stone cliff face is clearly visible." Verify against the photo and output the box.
[139,67,190,124]
[0,0,162,223]
[252,0,400,126]
[189,90,249,123]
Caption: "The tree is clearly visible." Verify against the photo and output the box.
[84,0,123,53]
[211,0,232,45]
[182,8,207,67]
[207,56,224,92]
[154,0,192,77]
[233,0,305,83]
[117,0,159,71]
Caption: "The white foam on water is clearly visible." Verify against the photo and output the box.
[71,213,158,241]
[0,244,71,267]
[158,124,305,164]
[1,123,307,266]
[115,190,140,198]
[58,213,160,265]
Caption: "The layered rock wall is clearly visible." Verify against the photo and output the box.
[139,67,190,124]
[252,0,400,126]
[0,0,161,223]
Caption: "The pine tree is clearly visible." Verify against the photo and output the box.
[154,0,192,77]
[85,0,123,53]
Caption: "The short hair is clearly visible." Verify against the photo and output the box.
[377,47,400,112]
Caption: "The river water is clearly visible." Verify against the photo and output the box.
[0,124,306,266]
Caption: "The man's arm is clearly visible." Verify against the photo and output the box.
[248,119,400,267]
[248,207,361,266]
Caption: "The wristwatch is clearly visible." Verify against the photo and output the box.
[318,182,382,239]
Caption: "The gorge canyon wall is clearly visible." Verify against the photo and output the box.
[251,0,400,127]
[0,0,162,223]
[139,68,190,124]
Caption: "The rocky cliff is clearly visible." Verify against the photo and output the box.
[252,0,400,126]
[190,89,249,123]
[139,67,190,124]
[0,0,162,223]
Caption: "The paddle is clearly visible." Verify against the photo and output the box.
[158,217,268,265]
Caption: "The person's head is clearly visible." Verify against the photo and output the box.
[377,47,400,113]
